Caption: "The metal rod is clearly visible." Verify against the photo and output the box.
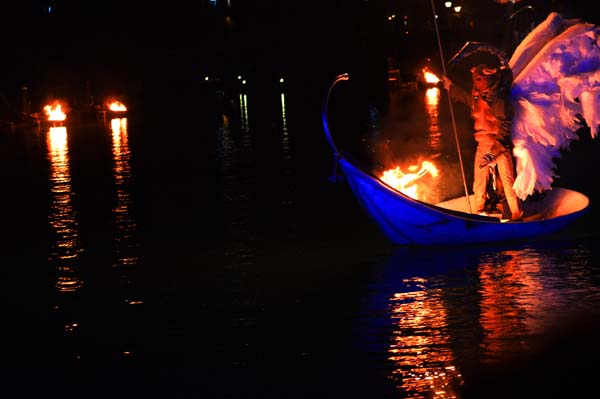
[430,0,472,213]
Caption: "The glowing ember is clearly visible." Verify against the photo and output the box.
[109,101,127,112]
[423,68,440,84]
[380,161,439,200]
[44,103,67,121]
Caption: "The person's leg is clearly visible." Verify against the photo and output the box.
[496,152,523,219]
[473,143,489,213]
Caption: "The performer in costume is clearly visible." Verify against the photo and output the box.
[442,65,524,220]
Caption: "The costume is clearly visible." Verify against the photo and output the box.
[446,65,523,220]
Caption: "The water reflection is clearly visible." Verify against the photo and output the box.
[365,242,600,399]
[46,126,83,292]
[424,88,442,156]
[110,117,139,268]
[240,93,249,138]
[389,278,462,398]
[278,91,295,221]
[476,245,600,364]
[423,87,444,204]
[280,92,290,161]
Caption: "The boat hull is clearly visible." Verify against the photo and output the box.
[339,157,590,246]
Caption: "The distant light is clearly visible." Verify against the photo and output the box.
[454,5,462,12]
[237,75,242,80]
[444,1,452,7]
[242,80,246,85]
[279,78,284,83]
[47,6,52,13]
[205,76,209,81]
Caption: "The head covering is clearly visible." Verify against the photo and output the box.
[470,64,512,98]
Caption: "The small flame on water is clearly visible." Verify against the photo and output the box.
[44,103,67,121]
[109,101,127,112]
[380,160,439,200]
[423,68,440,84]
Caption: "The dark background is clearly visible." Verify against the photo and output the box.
[1,0,598,123]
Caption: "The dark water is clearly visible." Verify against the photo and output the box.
[1,69,600,399]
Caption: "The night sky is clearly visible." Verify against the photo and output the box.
[0,0,598,118]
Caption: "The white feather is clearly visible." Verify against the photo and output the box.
[508,12,600,200]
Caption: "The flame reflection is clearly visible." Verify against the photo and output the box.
[46,126,83,292]
[381,244,600,398]
[388,278,462,398]
[477,248,547,363]
[425,88,442,155]
[110,118,139,268]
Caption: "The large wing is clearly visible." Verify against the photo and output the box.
[509,12,600,200]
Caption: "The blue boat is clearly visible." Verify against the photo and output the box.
[322,74,590,246]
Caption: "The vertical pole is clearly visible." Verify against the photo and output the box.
[430,0,472,213]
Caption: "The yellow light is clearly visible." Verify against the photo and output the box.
[444,1,452,7]
[454,5,462,12]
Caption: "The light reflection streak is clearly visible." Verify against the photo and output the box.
[110,118,139,268]
[46,126,83,292]
[423,87,443,203]
[425,87,442,155]
[239,93,252,152]
[477,248,552,363]
[219,91,255,269]
[240,93,249,134]
[280,92,290,161]
[388,277,462,398]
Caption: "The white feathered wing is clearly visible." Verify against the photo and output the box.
[509,12,600,200]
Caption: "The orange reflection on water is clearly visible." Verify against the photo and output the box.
[110,118,139,267]
[389,277,462,398]
[46,126,83,292]
[478,249,545,363]
[425,88,442,155]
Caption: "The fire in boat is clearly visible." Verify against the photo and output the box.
[380,160,440,202]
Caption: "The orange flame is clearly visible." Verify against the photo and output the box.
[423,68,440,84]
[108,101,127,112]
[380,160,439,200]
[44,103,67,121]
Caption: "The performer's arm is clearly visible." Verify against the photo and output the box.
[442,76,471,106]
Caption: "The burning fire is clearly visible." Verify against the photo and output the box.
[380,160,439,200]
[422,68,440,84]
[44,102,67,122]
[108,101,127,112]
